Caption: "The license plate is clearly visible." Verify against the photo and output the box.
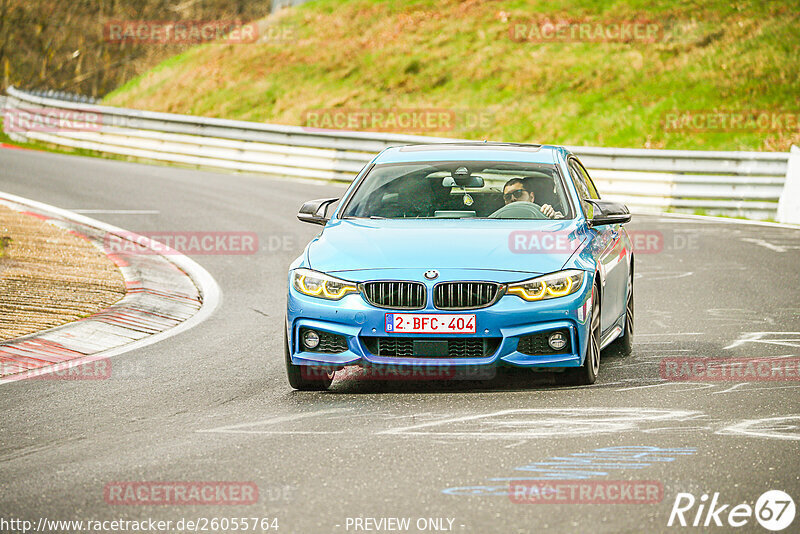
[385,313,476,334]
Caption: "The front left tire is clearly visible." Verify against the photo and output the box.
[562,282,601,385]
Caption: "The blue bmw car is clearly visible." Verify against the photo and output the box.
[285,143,634,390]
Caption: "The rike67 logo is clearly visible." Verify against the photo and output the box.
[668,490,795,531]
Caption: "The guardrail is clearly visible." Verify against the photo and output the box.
[3,86,796,222]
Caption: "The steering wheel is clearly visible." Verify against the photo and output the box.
[488,202,548,219]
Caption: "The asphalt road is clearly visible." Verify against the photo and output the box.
[1,149,799,534]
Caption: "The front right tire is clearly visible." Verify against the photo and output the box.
[608,271,634,357]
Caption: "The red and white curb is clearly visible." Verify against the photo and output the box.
[0,191,221,383]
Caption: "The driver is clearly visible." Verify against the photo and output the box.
[503,177,563,219]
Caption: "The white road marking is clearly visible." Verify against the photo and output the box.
[605,363,662,371]
[615,382,715,392]
[233,431,345,434]
[200,407,726,440]
[711,383,800,394]
[637,271,694,281]
[377,408,700,439]
[68,209,160,214]
[652,212,800,230]
[339,412,442,420]
[641,426,714,434]
[637,349,696,353]
[718,416,800,441]
[503,440,529,449]
[705,308,793,325]
[724,332,800,350]
[198,408,351,434]
[728,384,800,392]
[740,238,788,252]
[712,384,747,394]
[637,333,704,337]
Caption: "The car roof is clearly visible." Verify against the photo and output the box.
[372,142,568,165]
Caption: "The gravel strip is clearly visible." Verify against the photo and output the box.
[0,205,126,341]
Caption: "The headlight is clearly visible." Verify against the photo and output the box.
[292,268,359,300]
[507,270,585,301]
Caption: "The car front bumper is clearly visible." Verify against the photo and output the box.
[286,272,592,370]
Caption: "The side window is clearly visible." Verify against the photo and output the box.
[568,159,593,216]
[574,159,600,199]
[568,160,590,201]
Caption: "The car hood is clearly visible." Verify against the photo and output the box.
[307,218,589,277]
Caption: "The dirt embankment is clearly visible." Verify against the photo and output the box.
[0,206,126,341]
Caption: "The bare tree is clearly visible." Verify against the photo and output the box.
[1,0,272,97]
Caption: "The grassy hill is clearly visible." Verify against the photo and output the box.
[104,0,799,151]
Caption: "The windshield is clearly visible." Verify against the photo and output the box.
[340,161,573,220]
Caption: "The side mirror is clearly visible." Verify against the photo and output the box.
[298,198,339,225]
[586,199,631,226]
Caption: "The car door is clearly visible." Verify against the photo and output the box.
[568,157,628,335]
